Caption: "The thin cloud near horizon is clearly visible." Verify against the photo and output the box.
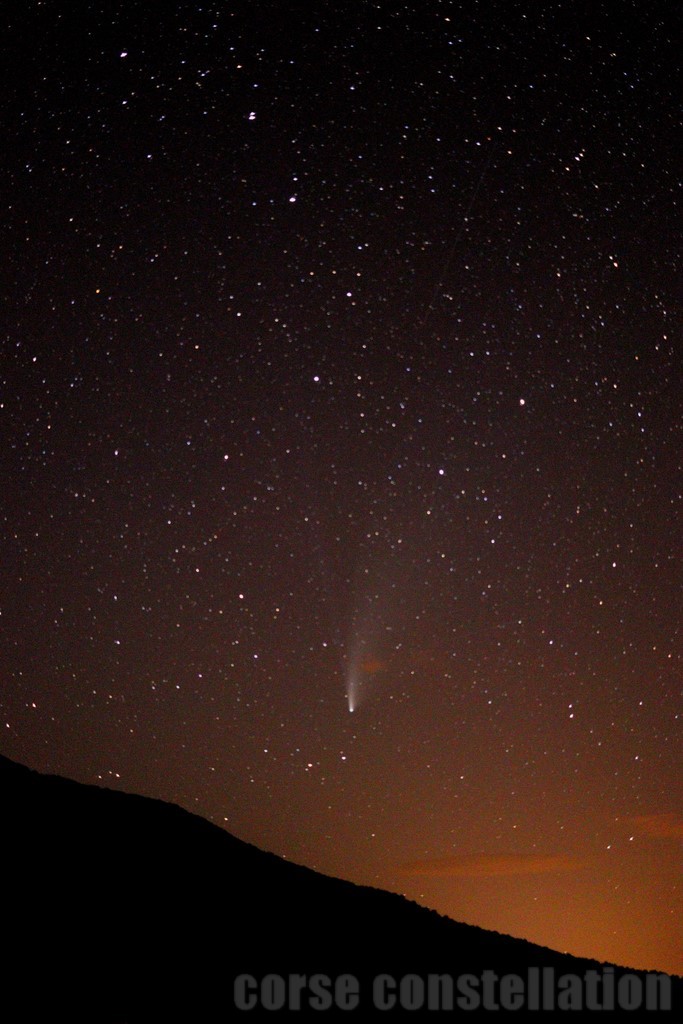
[627,812,683,840]
[398,853,583,879]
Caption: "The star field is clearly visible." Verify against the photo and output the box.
[2,0,681,975]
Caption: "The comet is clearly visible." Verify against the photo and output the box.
[345,638,387,713]
[346,663,358,713]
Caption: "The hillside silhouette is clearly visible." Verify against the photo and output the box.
[2,754,679,1022]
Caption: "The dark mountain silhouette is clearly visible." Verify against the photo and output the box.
[2,754,679,1022]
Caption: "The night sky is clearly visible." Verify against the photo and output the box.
[2,0,681,976]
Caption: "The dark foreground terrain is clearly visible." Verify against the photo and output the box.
[2,754,679,1022]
